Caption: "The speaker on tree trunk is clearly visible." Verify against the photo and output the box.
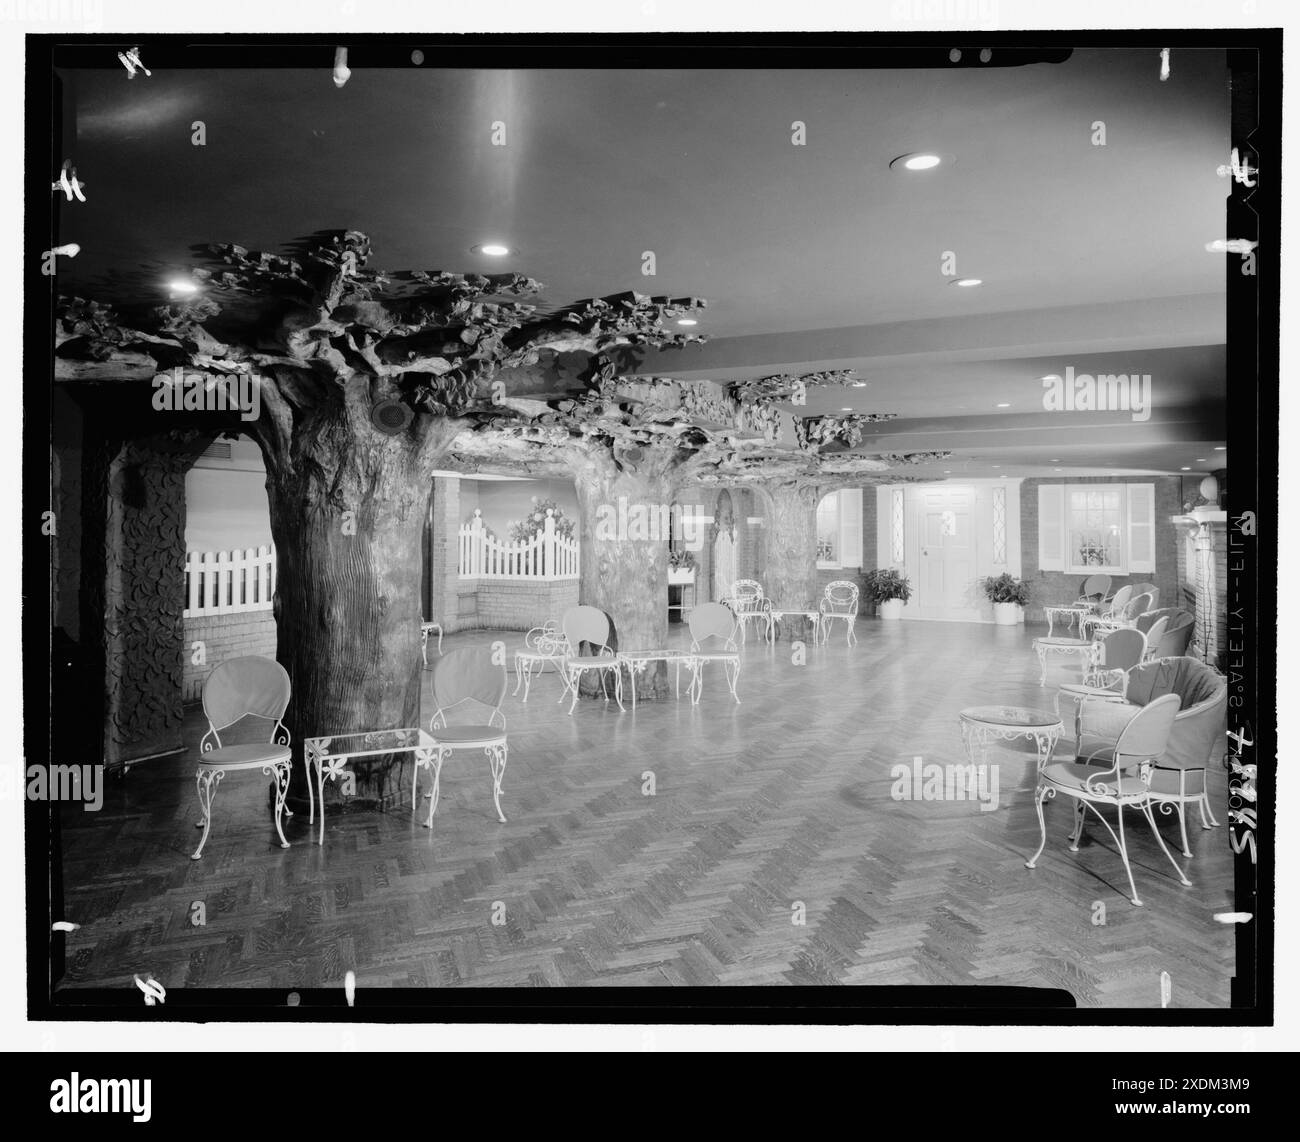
[370,398,414,435]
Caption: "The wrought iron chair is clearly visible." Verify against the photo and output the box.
[415,647,509,828]
[1085,590,1153,641]
[1055,627,1147,727]
[513,620,569,703]
[1079,584,1133,639]
[723,578,772,645]
[1025,692,1190,907]
[1131,582,1159,607]
[687,602,742,704]
[1122,657,1227,857]
[818,579,860,646]
[192,656,293,860]
[559,605,624,715]
[1074,573,1113,608]
[420,620,443,665]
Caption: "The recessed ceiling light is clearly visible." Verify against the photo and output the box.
[889,152,945,172]
[840,407,852,411]
[1053,468,1063,472]
[167,279,199,295]
[943,470,951,474]
[1180,467,1191,471]
[1196,458,1207,462]
[991,464,1001,468]
[676,318,698,327]
[995,402,1011,408]
[1214,446,1226,451]
[850,380,868,388]
[951,278,983,287]
[472,243,512,256]
[1049,458,1060,462]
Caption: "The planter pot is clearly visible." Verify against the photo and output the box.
[992,602,1024,626]
[879,598,905,621]
[667,568,696,585]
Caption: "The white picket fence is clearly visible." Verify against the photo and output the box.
[184,544,277,617]
[458,509,579,580]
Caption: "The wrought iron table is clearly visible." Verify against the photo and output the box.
[304,728,438,844]
[958,705,1063,768]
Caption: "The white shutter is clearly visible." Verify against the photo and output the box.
[839,488,863,568]
[1127,483,1156,573]
[1038,484,1066,571]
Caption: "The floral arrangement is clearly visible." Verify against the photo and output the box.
[981,573,1031,606]
[508,497,576,544]
[668,549,696,570]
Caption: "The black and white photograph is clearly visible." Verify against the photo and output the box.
[4,0,1291,1097]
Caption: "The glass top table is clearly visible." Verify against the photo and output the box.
[958,706,1063,767]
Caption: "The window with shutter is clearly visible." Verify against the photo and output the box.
[1126,483,1156,573]
[1038,484,1066,571]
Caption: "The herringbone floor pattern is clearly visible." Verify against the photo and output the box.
[56,620,1237,1005]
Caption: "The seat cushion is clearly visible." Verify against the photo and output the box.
[1041,760,1147,798]
[430,725,506,745]
[199,743,291,769]
[1148,765,1207,797]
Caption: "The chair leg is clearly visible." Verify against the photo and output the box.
[1139,801,1193,887]
[423,748,448,829]
[1068,798,1085,850]
[1113,803,1144,907]
[1024,785,1050,869]
[512,657,524,697]
[1200,787,1221,827]
[191,768,221,860]
[568,670,581,715]
[1175,798,1193,858]
[270,762,291,849]
[727,660,741,703]
[486,743,508,823]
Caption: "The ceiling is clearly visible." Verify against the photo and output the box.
[58,46,1229,480]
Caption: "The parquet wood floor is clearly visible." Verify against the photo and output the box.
[55,620,1237,1006]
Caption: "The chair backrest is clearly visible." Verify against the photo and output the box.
[1142,617,1169,654]
[689,602,739,650]
[1157,613,1195,658]
[1113,693,1181,769]
[430,647,507,725]
[728,579,767,615]
[203,655,291,733]
[525,620,564,654]
[1124,592,1154,621]
[1080,573,1111,600]
[1098,628,1146,673]
[1132,581,1158,599]
[1105,585,1133,616]
[822,579,859,614]
[562,605,614,655]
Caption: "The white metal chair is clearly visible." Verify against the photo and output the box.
[1054,627,1147,727]
[415,647,509,828]
[687,602,742,704]
[1155,612,1195,658]
[1079,585,1133,639]
[192,656,293,860]
[559,605,624,715]
[818,579,860,646]
[1085,590,1153,641]
[723,578,772,645]
[513,620,569,702]
[1131,582,1159,608]
[1026,692,1190,907]
[1073,573,1113,609]
[420,620,443,665]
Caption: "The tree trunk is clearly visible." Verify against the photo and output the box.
[257,377,457,808]
[761,482,820,642]
[572,446,673,699]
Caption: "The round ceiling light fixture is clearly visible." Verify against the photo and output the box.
[996,402,1011,408]
[167,279,200,295]
[676,318,698,327]
[951,277,983,287]
[472,243,512,256]
[889,152,950,172]
[1214,446,1226,451]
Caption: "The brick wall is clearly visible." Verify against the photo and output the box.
[472,580,579,630]
[182,610,278,701]
[1020,476,1182,624]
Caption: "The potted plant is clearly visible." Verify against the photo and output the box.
[668,548,696,584]
[863,568,911,620]
[981,573,1030,625]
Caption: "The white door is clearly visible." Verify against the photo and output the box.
[915,488,980,621]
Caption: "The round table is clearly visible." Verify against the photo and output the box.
[959,705,1062,768]
[1043,604,1095,637]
